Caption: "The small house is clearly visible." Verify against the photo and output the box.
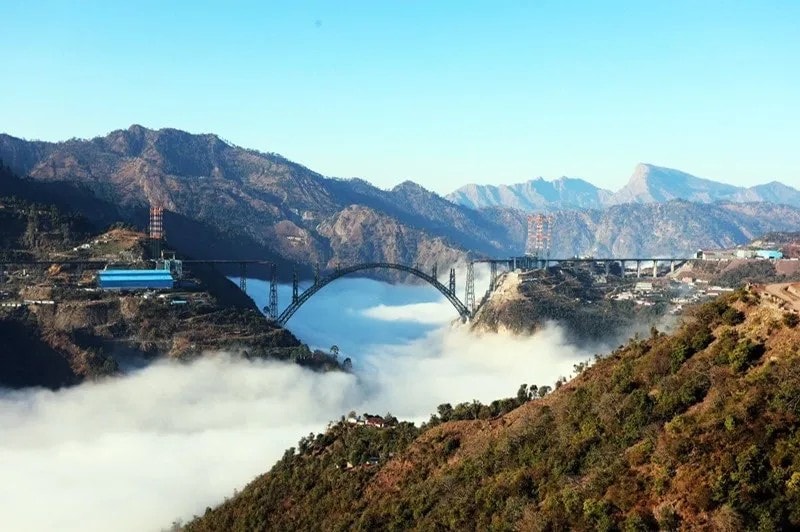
[364,415,385,428]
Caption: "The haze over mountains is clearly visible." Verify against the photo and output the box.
[448,163,800,211]
[2,125,800,264]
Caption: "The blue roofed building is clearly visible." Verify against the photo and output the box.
[97,269,175,290]
[756,250,784,260]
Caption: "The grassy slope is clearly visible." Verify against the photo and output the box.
[184,291,800,531]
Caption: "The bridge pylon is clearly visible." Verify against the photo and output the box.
[465,262,475,314]
[239,262,247,293]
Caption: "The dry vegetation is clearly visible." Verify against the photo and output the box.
[184,290,800,531]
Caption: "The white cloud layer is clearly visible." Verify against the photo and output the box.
[1,277,591,531]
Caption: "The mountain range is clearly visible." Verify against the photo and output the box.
[2,126,800,267]
[448,163,800,211]
[0,126,514,277]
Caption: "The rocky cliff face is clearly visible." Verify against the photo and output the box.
[545,201,800,257]
[317,205,465,272]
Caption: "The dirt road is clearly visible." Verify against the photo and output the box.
[762,283,800,312]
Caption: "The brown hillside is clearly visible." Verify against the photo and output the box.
[183,289,800,531]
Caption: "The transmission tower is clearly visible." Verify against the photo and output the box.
[525,213,555,259]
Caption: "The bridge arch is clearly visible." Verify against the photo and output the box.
[276,263,471,325]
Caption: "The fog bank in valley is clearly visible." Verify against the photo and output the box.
[1,275,593,531]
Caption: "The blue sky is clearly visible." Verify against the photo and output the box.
[1,1,798,193]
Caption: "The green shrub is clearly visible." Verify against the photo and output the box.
[729,340,765,372]
[722,307,746,326]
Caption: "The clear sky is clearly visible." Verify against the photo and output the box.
[1,1,798,193]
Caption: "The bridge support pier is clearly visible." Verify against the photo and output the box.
[636,260,641,278]
[314,263,320,285]
[239,262,247,293]
[489,262,498,292]
[465,262,475,315]
[268,264,278,320]
[670,260,675,274]
[449,268,456,296]
[652,261,658,278]
[432,263,438,281]
[292,269,299,304]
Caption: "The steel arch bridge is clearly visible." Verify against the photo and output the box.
[274,263,471,325]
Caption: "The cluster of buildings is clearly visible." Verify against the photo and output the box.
[696,248,784,261]
[345,413,387,428]
[610,281,666,306]
[610,277,735,314]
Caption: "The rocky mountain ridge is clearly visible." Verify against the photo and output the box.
[448,163,800,211]
[3,128,800,266]
[0,126,513,277]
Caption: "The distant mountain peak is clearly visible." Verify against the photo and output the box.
[393,180,428,192]
[127,123,147,133]
[446,176,612,212]
[447,162,800,211]
[611,164,740,205]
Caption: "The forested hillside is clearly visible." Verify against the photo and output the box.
[184,290,800,531]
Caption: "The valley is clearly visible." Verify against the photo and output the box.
[3,129,800,531]
[4,3,800,530]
